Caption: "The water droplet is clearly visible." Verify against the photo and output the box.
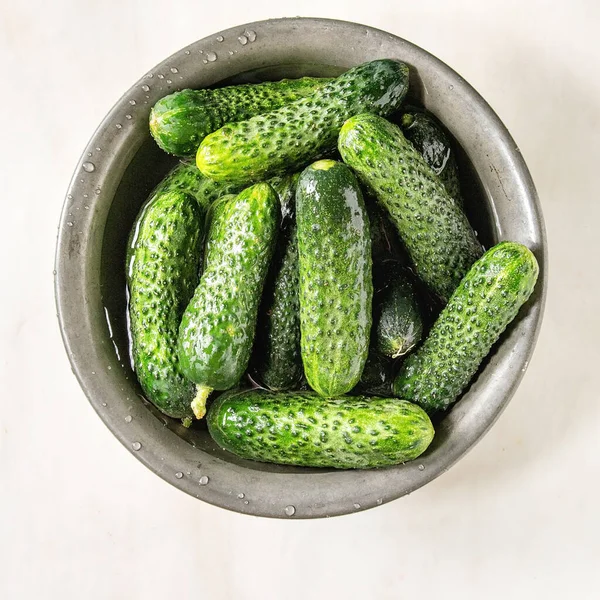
[66,221,74,227]
[125,114,132,120]
[83,193,88,199]
[95,188,101,195]
[228,51,234,56]
[205,51,217,62]
[238,34,248,45]
[284,505,296,516]
[237,493,245,499]
[67,194,73,200]
[184,50,190,55]
[115,123,122,129]
[175,472,183,479]
[91,371,96,375]
[141,84,150,92]
[170,67,178,73]
[129,99,136,105]
[199,475,209,485]
[157,74,164,79]
[418,464,425,471]
[376,498,383,505]
[87,152,92,157]
[146,73,153,78]
[132,441,142,451]
[101,402,107,407]
[244,500,249,505]
[353,503,361,509]
[166,79,172,84]
[216,35,224,42]
[202,60,208,64]
[82,161,95,172]
[124,415,132,423]
[449,84,454,90]
[245,30,256,42]
[95,147,101,151]
[84,205,89,210]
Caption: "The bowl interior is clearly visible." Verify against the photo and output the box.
[100,62,493,474]
[57,18,546,517]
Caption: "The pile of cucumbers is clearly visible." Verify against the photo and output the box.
[126,59,539,470]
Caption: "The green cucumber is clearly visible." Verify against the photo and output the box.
[393,242,539,413]
[197,59,410,184]
[207,389,434,469]
[374,261,424,358]
[126,190,204,420]
[397,108,462,204]
[296,160,372,397]
[153,161,243,211]
[203,193,235,268]
[252,175,303,391]
[339,113,482,302]
[150,77,330,156]
[177,183,279,419]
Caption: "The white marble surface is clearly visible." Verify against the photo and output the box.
[1,0,599,598]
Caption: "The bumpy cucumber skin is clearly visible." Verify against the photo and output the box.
[339,113,482,302]
[153,161,243,212]
[296,160,373,397]
[207,389,434,469]
[252,174,303,391]
[374,261,424,358]
[197,60,410,184]
[178,183,279,390]
[393,242,539,413]
[126,191,204,419]
[398,109,461,204]
[150,78,330,156]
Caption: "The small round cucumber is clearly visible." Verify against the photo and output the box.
[126,190,204,420]
[197,59,410,184]
[177,183,279,419]
[339,113,482,303]
[150,77,330,156]
[207,389,434,469]
[374,261,424,359]
[393,242,539,413]
[296,160,373,397]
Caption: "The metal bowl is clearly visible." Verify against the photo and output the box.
[54,18,547,518]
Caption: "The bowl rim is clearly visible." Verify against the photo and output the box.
[54,17,547,519]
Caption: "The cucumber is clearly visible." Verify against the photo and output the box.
[393,242,539,413]
[353,350,395,396]
[296,160,372,397]
[153,161,243,211]
[374,261,424,358]
[252,175,303,391]
[126,190,204,420]
[177,183,279,419]
[397,108,462,204]
[339,113,482,302]
[150,77,330,156]
[203,193,235,268]
[207,389,434,469]
[197,59,410,184]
